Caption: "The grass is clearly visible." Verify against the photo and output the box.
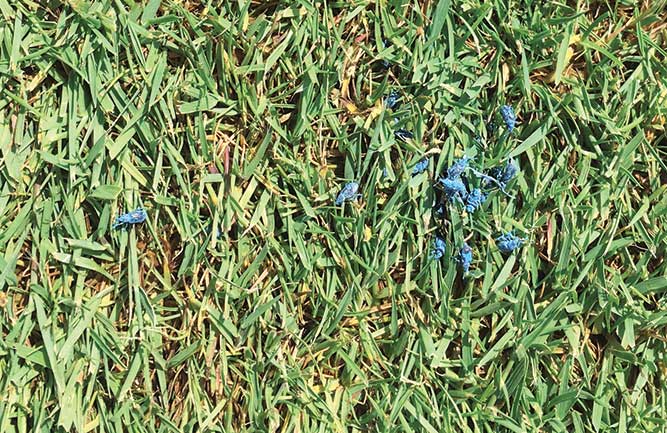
[1,0,667,432]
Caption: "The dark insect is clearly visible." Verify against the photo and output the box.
[385,90,400,109]
[382,39,391,68]
[487,159,518,192]
[394,129,414,141]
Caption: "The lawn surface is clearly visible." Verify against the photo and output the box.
[1,1,667,432]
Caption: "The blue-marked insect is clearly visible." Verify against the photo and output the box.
[204,222,224,240]
[112,207,147,230]
[394,128,414,141]
[431,236,447,260]
[433,202,445,218]
[382,39,391,68]
[486,159,518,192]
[335,182,361,206]
[500,105,516,133]
[457,242,473,273]
[486,120,497,136]
[385,90,400,109]
[496,231,525,253]
[497,159,518,185]
[465,188,487,213]
[447,156,471,179]
[438,176,468,203]
[469,159,518,198]
[412,158,429,176]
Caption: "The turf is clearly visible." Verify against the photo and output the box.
[1,1,667,432]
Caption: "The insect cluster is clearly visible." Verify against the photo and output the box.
[334,102,526,275]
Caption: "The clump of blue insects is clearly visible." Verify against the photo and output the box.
[112,207,147,230]
[438,176,468,203]
[428,104,527,275]
[332,100,527,277]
